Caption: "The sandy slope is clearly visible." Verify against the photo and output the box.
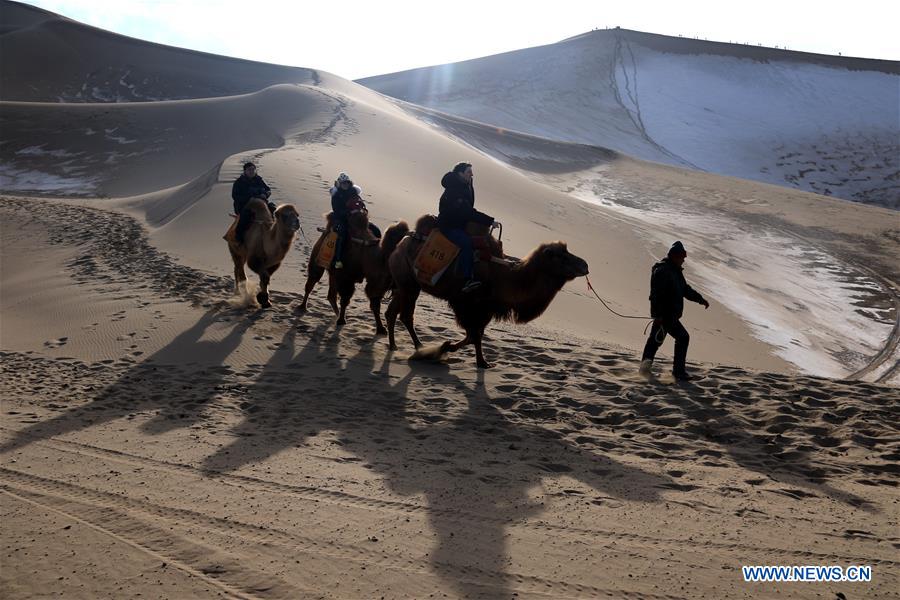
[2,196,898,599]
[0,85,336,197]
[371,102,899,381]
[2,0,895,378]
[2,3,899,598]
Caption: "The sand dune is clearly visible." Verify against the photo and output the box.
[2,2,899,598]
[0,85,338,197]
[0,1,317,103]
[3,73,895,377]
[360,28,900,207]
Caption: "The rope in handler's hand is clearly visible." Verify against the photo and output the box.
[584,276,660,338]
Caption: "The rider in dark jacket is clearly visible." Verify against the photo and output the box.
[231,162,274,244]
[437,162,494,292]
[640,241,710,381]
[329,172,368,269]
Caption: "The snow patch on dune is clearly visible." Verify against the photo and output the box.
[626,49,899,207]
[16,145,81,158]
[0,165,99,195]
[570,178,893,377]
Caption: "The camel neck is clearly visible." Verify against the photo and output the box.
[270,225,294,249]
[499,260,565,324]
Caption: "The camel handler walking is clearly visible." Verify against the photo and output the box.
[639,241,710,381]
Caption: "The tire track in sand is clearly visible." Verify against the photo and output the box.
[0,466,683,600]
[1,486,299,600]
[6,436,896,569]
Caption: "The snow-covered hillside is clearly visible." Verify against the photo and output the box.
[359,29,900,208]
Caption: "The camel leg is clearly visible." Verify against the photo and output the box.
[365,281,387,335]
[446,335,471,352]
[326,272,339,315]
[386,293,402,350]
[299,263,325,312]
[257,272,272,308]
[230,248,247,295]
[336,277,355,327]
[472,328,491,369]
[400,288,423,349]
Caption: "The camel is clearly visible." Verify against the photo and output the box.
[224,199,300,308]
[299,209,409,334]
[386,215,589,368]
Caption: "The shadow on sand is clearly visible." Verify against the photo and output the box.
[200,325,673,597]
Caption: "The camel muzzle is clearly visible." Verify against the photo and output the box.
[572,257,589,277]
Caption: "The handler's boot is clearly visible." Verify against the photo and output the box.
[638,359,653,377]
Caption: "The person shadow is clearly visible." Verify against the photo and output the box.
[0,309,253,454]
[201,331,675,597]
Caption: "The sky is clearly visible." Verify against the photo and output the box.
[20,0,900,79]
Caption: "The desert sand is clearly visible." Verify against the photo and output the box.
[2,2,898,598]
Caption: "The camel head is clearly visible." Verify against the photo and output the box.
[528,242,589,282]
[274,204,300,233]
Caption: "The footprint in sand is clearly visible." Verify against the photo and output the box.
[43,337,68,348]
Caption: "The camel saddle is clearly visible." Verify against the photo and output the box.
[412,218,505,286]
[316,231,339,269]
[413,230,461,286]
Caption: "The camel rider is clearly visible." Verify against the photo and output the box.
[329,172,381,269]
[329,172,361,269]
[232,162,275,244]
[639,241,710,381]
[438,162,496,293]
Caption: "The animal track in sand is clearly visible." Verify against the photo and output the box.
[43,337,68,349]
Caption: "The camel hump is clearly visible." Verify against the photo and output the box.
[223,214,240,243]
[247,198,274,224]
[414,214,438,236]
[380,220,409,256]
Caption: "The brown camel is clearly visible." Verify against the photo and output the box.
[224,199,300,308]
[386,215,589,368]
[299,209,409,334]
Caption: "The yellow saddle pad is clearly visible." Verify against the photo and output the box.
[414,230,460,286]
[316,231,338,269]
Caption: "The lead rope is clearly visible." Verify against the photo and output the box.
[584,276,663,340]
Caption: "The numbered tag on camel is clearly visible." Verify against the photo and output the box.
[316,232,339,269]
[414,230,460,286]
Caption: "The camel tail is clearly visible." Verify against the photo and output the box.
[380,220,409,261]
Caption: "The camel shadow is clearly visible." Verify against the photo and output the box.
[0,309,252,454]
[201,330,674,597]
